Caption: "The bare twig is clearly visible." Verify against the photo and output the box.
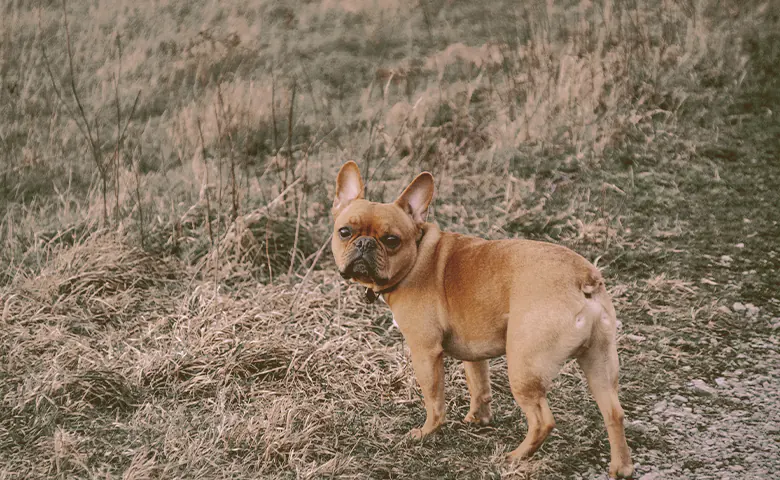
[418,1,436,45]
[216,85,239,222]
[271,69,279,153]
[133,144,145,249]
[62,0,97,163]
[289,233,333,314]
[60,0,107,224]
[286,80,296,164]
[287,144,311,280]
[213,102,224,237]
[282,79,297,213]
[287,183,305,279]
[239,177,302,225]
[39,0,140,228]
[114,35,122,227]
[265,218,273,284]
[37,11,85,142]
[196,118,214,246]
[228,129,239,222]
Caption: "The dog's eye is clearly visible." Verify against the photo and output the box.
[338,226,352,239]
[381,235,401,249]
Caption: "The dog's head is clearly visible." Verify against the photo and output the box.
[331,161,434,291]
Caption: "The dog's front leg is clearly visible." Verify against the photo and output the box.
[408,347,445,439]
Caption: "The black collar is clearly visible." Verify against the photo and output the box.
[364,283,399,303]
[364,225,426,304]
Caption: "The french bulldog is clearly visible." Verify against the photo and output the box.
[330,161,633,478]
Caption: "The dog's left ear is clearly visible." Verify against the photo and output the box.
[333,161,364,217]
[395,172,434,225]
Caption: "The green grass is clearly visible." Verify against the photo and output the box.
[1,0,779,478]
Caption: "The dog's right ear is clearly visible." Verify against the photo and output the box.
[332,161,364,217]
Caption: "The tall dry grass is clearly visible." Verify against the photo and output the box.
[1,0,759,272]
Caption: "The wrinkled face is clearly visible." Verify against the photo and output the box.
[330,161,434,291]
[332,200,419,290]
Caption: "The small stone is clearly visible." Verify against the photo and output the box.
[639,472,662,480]
[715,377,728,387]
[732,302,746,312]
[626,420,651,435]
[734,389,751,399]
[745,303,759,316]
[721,255,733,263]
[652,400,668,412]
[690,379,717,396]
[671,394,688,404]
[735,243,745,248]
[625,334,646,342]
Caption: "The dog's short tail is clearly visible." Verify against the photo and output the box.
[579,268,604,299]
[582,270,620,336]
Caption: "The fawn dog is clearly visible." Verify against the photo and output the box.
[330,162,633,478]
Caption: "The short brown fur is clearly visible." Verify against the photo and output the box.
[330,162,633,478]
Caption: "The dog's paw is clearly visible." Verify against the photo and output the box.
[505,445,534,462]
[609,462,634,479]
[463,411,491,426]
[408,425,440,440]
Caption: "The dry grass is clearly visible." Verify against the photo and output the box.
[1,0,779,478]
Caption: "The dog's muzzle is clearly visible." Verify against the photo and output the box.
[339,237,387,285]
[341,256,376,280]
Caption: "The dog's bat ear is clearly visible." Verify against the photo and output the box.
[395,172,434,225]
[333,161,365,217]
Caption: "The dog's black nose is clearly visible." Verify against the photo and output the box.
[354,236,376,253]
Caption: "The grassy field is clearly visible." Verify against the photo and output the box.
[1,0,779,478]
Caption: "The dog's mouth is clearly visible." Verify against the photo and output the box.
[340,257,388,286]
[351,259,370,275]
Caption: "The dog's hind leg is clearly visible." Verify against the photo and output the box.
[504,309,565,461]
[505,373,557,461]
[576,302,633,478]
[463,360,492,425]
